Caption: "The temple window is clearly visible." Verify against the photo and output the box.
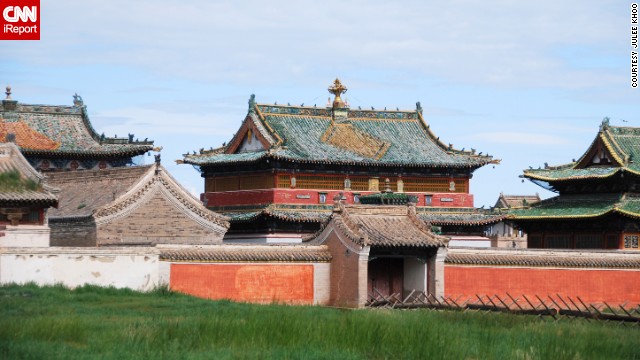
[425,195,432,206]
[624,235,639,249]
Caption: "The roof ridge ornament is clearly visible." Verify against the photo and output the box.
[3,85,17,111]
[601,116,610,130]
[73,93,83,106]
[328,78,347,108]
[248,94,256,114]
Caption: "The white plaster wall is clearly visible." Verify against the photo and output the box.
[450,240,492,248]
[403,257,427,296]
[0,225,50,247]
[223,233,304,244]
[313,262,331,305]
[0,247,166,291]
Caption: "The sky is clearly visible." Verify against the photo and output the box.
[1,0,638,207]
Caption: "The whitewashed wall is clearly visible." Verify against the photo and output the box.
[0,225,51,247]
[0,247,167,291]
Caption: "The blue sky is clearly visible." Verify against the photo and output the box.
[1,1,638,207]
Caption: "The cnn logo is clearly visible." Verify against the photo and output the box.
[3,6,37,22]
[1,0,40,40]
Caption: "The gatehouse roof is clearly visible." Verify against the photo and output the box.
[316,201,448,248]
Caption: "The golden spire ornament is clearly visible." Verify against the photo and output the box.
[328,78,347,108]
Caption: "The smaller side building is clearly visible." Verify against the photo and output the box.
[313,196,449,308]
[487,193,541,248]
[510,120,640,250]
[0,142,58,247]
[46,160,229,247]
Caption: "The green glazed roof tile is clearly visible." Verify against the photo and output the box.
[508,193,640,219]
[523,123,640,182]
[1,102,153,158]
[185,103,495,169]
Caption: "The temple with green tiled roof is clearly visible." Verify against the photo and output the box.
[0,86,154,171]
[509,119,640,250]
[182,79,500,242]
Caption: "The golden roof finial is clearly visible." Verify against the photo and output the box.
[328,78,347,108]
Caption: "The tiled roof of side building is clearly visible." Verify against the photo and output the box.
[47,163,230,231]
[0,93,153,158]
[46,165,152,218]
[160,245,332,262]
[507,193,640,220]
[446,248,640,269]
[494,193,541,209]
[418,212,505,226]
[183,80,497,169]
[0,142,58,206]
[524,120,640,182]
[222,206,332,223]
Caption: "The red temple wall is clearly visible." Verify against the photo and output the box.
[445,265,640,306]
[203,189,474,208]
[170,263,315,304]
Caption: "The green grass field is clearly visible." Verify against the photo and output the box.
[1,284,639,359]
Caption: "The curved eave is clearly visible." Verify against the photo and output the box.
[182,152,269,167]
[224,212,262,223]
[428,217,506,226]
[0,198,58,207]
[368,242,445,249]
[269,153,494,169]
[263,210,329,223]
[600,130,627,166]
[187,152,494,170]
[507,210,612,221]
[21,146,153,159]
[613,207,640,220]
[523,168,623,182]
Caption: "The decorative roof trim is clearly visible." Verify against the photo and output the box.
[419,213,505,226]
[323,201,448,248]
[254,104,284,146]
[446,249,640,269]
[159,245,332,263]
[225,114,273,154]
[612,207,640,220]
[507,193,640,220]
[507,210,611,220]
[601,128,626,166]
[523,168,621,182]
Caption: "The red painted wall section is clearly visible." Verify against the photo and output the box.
[445,266,640,306]
[203,189,474,208]
[429,193,474,207]
[170,263,315,304]
[203,190,275,206]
